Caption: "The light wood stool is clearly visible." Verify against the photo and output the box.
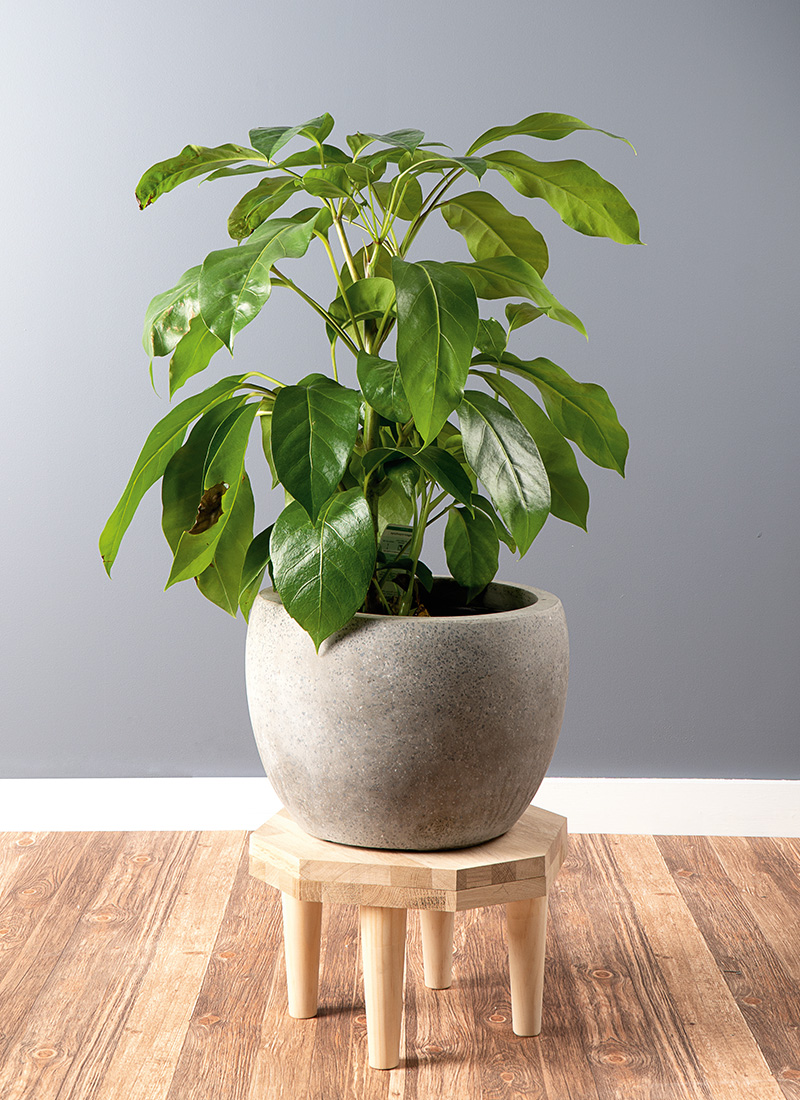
[249,805,567,1070]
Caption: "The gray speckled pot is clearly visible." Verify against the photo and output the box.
[245,578,568,850]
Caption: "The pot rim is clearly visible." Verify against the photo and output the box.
[257,577,562,624]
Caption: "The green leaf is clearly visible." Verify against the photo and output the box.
[482,353,629,474]
[505,301,543,332]
[136,144,267,208]
[452,255,586,337]
[100,374,250,575]
[471,493,516,550]
[271,489,377,650]
[302,166,352,199]
[486,150,642,245]
[458,390,550,554]
[239,524,274,620]
[258,400,280,489]
[340,243,394,288]
[328,277,396,330]
[467,111,636,155]
[227,177,299,241]
[168,315,224,397]
[166,402,259,586]
[273,143,350,170]
[475,318,507,359]
[249,114,335,161]
[195,472,255,615]
[444,507,499,590]
[357,353,411,422]
[477,372,590,528]
[142,267,201,358]
[161,397,246,552]
[372,178,424,221]
[393,258,478,443]
[199,209,321,349]
[271,379,361,523]
[406,155,487,180]
[349,129,426,155]
[440,191,549,276]
[362,446,473,509]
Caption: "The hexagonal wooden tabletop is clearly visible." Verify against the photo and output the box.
[249,805,568,911]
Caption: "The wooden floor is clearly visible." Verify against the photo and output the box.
[0,831,797,1099]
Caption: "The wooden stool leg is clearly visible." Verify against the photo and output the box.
[359,905,407,1069]
[506,895,548,1036]
[420,910,455,989]
[282,894,322,1019]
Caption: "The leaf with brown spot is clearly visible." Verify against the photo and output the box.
[189,482,228,534]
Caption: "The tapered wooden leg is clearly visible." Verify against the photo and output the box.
[506,895,548,1036]
[359,905,407,1069]
[420,910,455,989]
[282,894,322,1019]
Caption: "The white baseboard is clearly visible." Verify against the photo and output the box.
[0,777,797,836]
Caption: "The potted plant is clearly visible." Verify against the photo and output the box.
[101,111,641,849]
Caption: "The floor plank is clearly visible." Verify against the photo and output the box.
[164,843,283,1100]
[0,831,199,1100]
[0,833,123,1059]
[94,830,246,1100]
[657,835,800,1100]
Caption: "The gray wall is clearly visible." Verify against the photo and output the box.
[3,0,798,779]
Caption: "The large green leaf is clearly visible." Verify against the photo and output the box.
[168,315,224,397]
[136,144,267,208]
[444,507,499,591]
[486,150,642,245]
[199,209,321,349]
[467,111,635,154]
[451,256,586,337]
[362,446,473,508]
[249,114,335,161]
[142,267,201,358]
[100,374,250,575]
[477,372,590,529]
[271,489,376,650]
[166,402,260,586]
[227,177,299,241]
[393,258,478,443]
[458,390,550,554]
[195,473,255,615]
[238,524,274,620]
[161,397,246,552]
[357,353,411,422]
[440,191,549,276]
[271,379,361,523]
[483,352,628,474]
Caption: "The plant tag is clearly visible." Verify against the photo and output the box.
[380,524,413,559]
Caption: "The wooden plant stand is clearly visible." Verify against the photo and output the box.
[249,805,568,1070]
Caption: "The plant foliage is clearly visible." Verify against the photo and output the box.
[101,111,641,648]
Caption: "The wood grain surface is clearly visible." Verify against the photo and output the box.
[0,829,796,1099]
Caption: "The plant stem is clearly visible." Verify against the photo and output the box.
[398,480,436,616]
[333,214,359,282]
[272,267,360,356]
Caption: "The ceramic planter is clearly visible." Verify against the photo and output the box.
[245,578,568,851]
